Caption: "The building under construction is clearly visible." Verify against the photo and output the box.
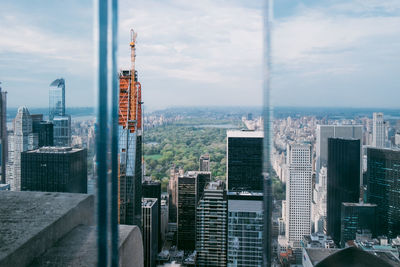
[118,29,143,228]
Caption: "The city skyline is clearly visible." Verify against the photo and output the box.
[1,0,400,110]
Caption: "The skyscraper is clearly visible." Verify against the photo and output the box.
[177,171,210,251]
[367,147,400,238]
[199,154,210,172]
[340,202,377,247]
[49,78,65,120]
[285,144,312,248]
[21,147,87,193]
[0,84,7,184]
[177,175,196,251]
[372,112,385,148]
[142,180,162,251]
[327,138,360,244]
[196,181,227,267]
[226,130,263,191]
[316,125,362,182]
[118,31,143,228]
[142,198,159,267]
[49,78,71,147]
[31,114,53,147]
[8,106,38,191]
[227,192,263,266]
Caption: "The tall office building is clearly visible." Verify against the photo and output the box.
[367,147,400,238]
[340,202,377,247]
[31,114,53,147]
[227,192,263,266]
[226,130,263,191]
[372,112,385,148]
[316,125,362,182]
[8,106,38,191]
[168,166,180,223]
[118,31,143,228]
[142,198,159,267]
[285,144,312,248]
[327,138,361,244]
[196,181,227,267]
[142,180,162,251]
[49,78,71,147]
[199,154,210,172]
[21,147,87,193]
[0,84,7,184]
[177,171,210,251]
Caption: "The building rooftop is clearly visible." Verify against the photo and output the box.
[25,146,84,153]
[305,248,340,265]
[227,130,263,138]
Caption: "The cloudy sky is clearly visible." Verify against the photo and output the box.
[1,0,399,110]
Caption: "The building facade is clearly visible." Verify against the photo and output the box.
[199,154,210,172]
[142,198,159,267]
[286,144,312,248]
[316,125,362,182]
[177,175,196,251]
[367,147,400,238]
[142,180,162,251]
[0,85,7,185]
[372,112,385,148]
[327,138,361,244]
[21,147,87,193]
[340,202,377,247]
[227,192,263,267]
[196,181,227,267]
[227,130,263,191]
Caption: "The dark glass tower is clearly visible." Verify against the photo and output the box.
[21,147,87,193]
[143,180,162,251]
[340,202,377,247]
[177,171,210,251]
[31,114,54,147]
[227,130,263,191]
[367,147,400,238]
[327,138,360,245]
[142,198,159,267]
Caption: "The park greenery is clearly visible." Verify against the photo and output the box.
[143,117,285,200]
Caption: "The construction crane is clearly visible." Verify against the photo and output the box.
[118,29,143,227]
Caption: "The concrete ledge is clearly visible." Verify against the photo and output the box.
[30,225,143,267]
[0,191,94,267]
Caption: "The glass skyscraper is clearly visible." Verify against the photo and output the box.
[367,147,400,238]
[327,138,361,245]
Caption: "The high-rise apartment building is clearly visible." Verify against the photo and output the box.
[49,78,71,147]
[340,202,377,247]
[142,198,159,267]
[142,180,162,251]
[316,125,362,182]
[367,147,400,238]
[327,138,360,244]
[226,130,263,191]
[0,84,7,184]
[227,192,263,266]
[372,112,385,148]
[313,166,327,233]
[8,106,38,191]
[196,181,227,267]
[177,171,210,251]
[21,147,87,193]
[199,154,210,172]
[168,166,180,223]
[285,144,312,248]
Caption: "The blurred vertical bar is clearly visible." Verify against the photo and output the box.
[263,0,273,266]
[111,0,119,265]
[97,0,108,265]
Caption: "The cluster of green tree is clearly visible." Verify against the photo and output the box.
[144,124,227,180]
